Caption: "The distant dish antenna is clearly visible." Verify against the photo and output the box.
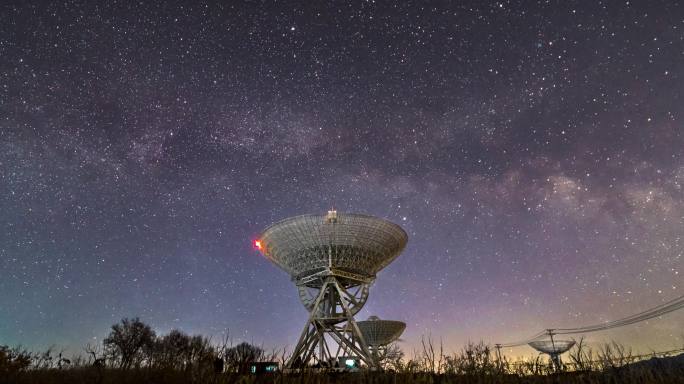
[256,211,408,368]
[528,330,575,372]
[357,316,406,365]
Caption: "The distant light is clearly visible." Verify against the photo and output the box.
[254,240,262,250]
[345,359,356,368]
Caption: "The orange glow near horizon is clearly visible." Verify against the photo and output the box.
[254,239,262,250]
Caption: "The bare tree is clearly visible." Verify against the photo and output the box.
[224,342,265,372]
[0,345,32,375]
[568,337,595,371]
[103,317,156,370]
[597,341,635,371]
[419,334,444,373]
[442,341,497,375]
[377,342,404,371]
[511,354,547,376]
[84,343,101,365]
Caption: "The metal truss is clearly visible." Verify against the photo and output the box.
[288,276,375,368]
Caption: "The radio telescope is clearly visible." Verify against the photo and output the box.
[357,316,406,365]
[256,211,408,368]
[528,333,575,372]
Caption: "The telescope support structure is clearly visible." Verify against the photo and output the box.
[287,275,375,369]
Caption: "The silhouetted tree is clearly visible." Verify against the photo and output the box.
[0,345,31,375]
[149,329,191,369]
[187,334,214,370]
[213,356,224,374]
[224,342,265,372]
[378,343,405,371]
[443,341,497,375]
[142,328,216,380]
[103,317,155,369]
[419,333,444,373]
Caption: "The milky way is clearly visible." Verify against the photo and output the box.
[1,1,683,357]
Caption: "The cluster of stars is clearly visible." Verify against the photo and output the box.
[0,1,683,355]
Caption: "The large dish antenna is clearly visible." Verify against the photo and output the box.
[257,211,408,369]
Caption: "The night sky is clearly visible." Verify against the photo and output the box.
[1,1,683,358]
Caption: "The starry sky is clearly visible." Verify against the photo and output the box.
[1,1,683,358]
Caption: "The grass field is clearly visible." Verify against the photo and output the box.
[6,367,684,384]
[3,320,683,383]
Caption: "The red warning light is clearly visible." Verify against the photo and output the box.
[254,240,262,250]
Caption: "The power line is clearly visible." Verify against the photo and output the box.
[498,293,684,347]
[499,330,548,348]
[555,294,684,334]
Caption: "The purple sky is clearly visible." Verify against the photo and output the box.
[1,1,683,358]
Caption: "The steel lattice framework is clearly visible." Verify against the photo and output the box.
[257,211,408,369]
[259,212,408,284]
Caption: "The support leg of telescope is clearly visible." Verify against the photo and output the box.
[286,277,375,369]
[551,354,562,372]
[288,281,330,368]
[300,326,317,365]
[291,324,316,367]
[331,280,375,367]
[325,323,369,363]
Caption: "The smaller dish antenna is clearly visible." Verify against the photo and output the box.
[357,316,406,347]
[528,330,575,372]
[357,316,406,366]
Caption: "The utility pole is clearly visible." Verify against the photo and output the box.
[494,343,503,373]
[547,329,561,372]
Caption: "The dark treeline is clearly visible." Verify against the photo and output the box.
[1,317,284,383]
[2,318,684,383]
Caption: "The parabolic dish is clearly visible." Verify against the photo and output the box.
[258,212,408,282]
[528,340,576,355]
[357,316,406,346]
